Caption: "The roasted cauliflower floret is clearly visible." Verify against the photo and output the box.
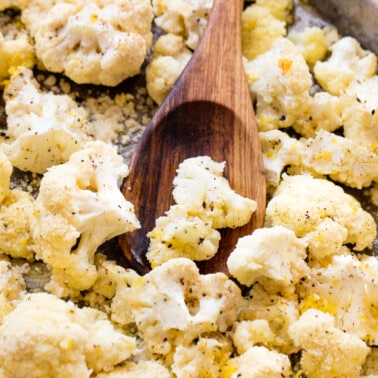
[172,336,233,378]
[21,0,153,86]
[288,26,338,66]
[302,130,378,188]
[259,129,304,187]
[226,346,292,378]
[341,76,378,152]
[146,33,192,105]
[314,36,377,95]
[1,67,94,173]
[237,283,299,355]
[152,0,212,50]
[0,292,136,377]
[299,253,378,345]
[289,309,370,378]
[266,175,377,259]
[124,258,242,355]
[0,26,35,83]
[0,189,36,260]
[32,141,140,297]
[245,37,312,130]
[227,226,309,295]
[241,4,286,61]
[147,156,256,267]
[254,0,293,23]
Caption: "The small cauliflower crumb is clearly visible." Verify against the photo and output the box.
[289,309,370,378]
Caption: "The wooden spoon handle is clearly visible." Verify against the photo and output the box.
[165,0,248,109]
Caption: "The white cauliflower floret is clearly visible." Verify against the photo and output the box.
[146,33,192,105]
[0,27,35,82]
[241,4,286,61]
[298,254,378,345]
[0,258,26,322]
[289,309,370,378]
[124,258,242,355]
[147,205,220,267]
[152,0,212,50]
[2,67,94,173]
[245,37,312,130]
[0,151,12,204]
[147,156,256,267]
[266,175,377,258]
[314,36,377,95]
[95,360,171,378]
[302,130,378,188]
[0,189,36,260]
[228,226,309,295]
[259,129,304,187]
[172,336,232,378]
[21,0,153,86]
[237,284,299,354]
[341,76,378,152]
[0,292,136,377]
[32,141,140,296]
[293,91,343,137]
[288,26,338,66]
[226,346,292,378]
[173,156,257,229]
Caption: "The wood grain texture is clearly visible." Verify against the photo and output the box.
[118,0,266,275]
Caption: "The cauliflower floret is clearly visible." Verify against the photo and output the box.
[302,130,378,188]
[95,360,171,378]
[0,189,36,260]
[2,67,94,173]
[237,283,299,354]
[289,309,370,378]
[259,129,304,187]
[341,76,378,152]
[124,258,242,355]
[147,156,256,267]
[21,0,153,86]
[314,36,377,95]
[172,336,232,378]
[0,151,12,204]
[293,91,344,137]
[0,292,136,377]
[147,205,221,267]
[152,0,212,50]
[242,5,286,61]
[266,174,377,257]
[298,253,378,345]
[0,258,26,322]
[254,0,293,23]
[32,141,140,296]
[173,156,257,229]
[226,346,292,378]
[228,226,309,295]
[0,27,35,82]
[245,37,312,130]
[146,33,192,105]
[288,26,338,66]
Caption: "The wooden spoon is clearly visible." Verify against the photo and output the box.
[118,0,266,275]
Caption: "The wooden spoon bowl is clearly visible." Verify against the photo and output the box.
[119,0,266,275]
